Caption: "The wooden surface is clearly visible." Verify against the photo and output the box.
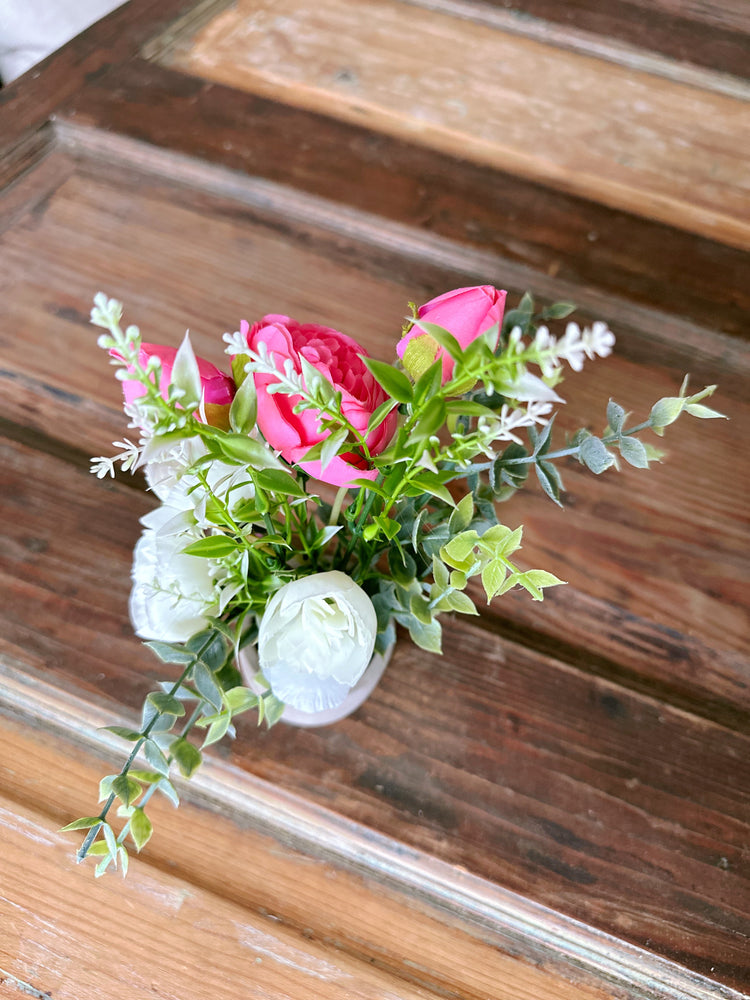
[1,1,749,997]
[169,0,750,249]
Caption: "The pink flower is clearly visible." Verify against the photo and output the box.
[397,285,507,382]
[118,343,235,425]
[242,316,398,488]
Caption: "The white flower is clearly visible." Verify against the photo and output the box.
[129,503,219,642]
[139,434,255,522]
[258,571,377,713]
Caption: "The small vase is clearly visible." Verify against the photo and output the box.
[238,643,394,728]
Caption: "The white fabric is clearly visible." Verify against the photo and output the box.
[0,0,123,82]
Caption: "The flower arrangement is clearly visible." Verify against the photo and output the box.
[64,286,723,875]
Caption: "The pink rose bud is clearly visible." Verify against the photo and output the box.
[118,342,235,420]
[397,285,507,383]
[242,316,398,489]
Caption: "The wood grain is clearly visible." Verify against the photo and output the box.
[1,437,748,987]
[170,0,750,248]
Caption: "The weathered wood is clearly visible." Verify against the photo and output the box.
[1,437,748,987]
[167,0,750,248]
[435,0,750,79]
[56,69,750,339]
[0,667,745,1000]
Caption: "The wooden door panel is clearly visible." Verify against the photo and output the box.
[1,1,748,995]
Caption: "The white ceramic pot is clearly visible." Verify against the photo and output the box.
[238,642,394,728]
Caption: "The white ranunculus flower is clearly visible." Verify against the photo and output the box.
[258,571,378,713]
[129,503,219,642]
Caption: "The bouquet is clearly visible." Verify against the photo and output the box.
[64,285,723,875]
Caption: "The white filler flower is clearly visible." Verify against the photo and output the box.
[258,571,377,713]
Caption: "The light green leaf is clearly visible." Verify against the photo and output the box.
[579,436,616,474]
[224,686,259,715]
[618,436,649,469]
[446,590,478,615]
[449,493,474,533]
[170,332,202,410]
[229,370,257,434]
[112,775,142,808]
[60,816,103,833]
[182,535,239,558]
[362,357,413,403]
[147,692,186,717]
[441,530,479,567]
[319,426,350,473]
[202,713,232,747]
[408,616,442,654]
[144,739,171,776]
[481,558,507,601]
[130,807,153,852]
[170,737,202,778]
[649,396,684,432]
[684,402,727,420]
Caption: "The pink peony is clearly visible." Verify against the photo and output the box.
[397,285,507,382]
[118,343,235,423]
[242,315,398,488]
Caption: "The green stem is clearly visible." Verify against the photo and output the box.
[78,632,216,862]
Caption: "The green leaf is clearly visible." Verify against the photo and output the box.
[319,426,350,473]
[579,437,615,474]
[218,433,287,471]
[129,770,162,784]
[441,530,480,567]
[144,739,171,776]
[408,469,455,506]
[85,841,110,857]
[375,514,401,540]
[98,774,116,802]
[481,558,507,601]
[362,357,413,403]
[101,726,142,742]
[202,712,232,747]
[254,468,307,497]
[407,616,442,654]
[449,493,474,533]
[413,360,443,404]
[410,396,446,442]
[112,774,142,807]
[684,402,726,420]
[118,845,130,877]
[193,661,223,711]
[618,435,649,469]
[229,371,257,434]
[101,822,118,861]
[649,396,684,432]
[445,590,478,615]
[144,641,195,665]
[224,686,259,715]
[130,807,153,852]
[516,569,566,601]
[413,319,463,360]
[367,398,399,436]
[410,593,433,625]
[606,400,626,434]
[262,694,286,728]
[60,816,103,833]
[170,737,202,778]
[541,301,576,320]
[170,332,202,410]
[147,692,187,717]
[157,779,180,808]
[431,556,449,591]
[182,535,240,558]
[534,461,562,505]
[231,352,252,388]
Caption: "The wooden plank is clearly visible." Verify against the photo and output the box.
[1,148,747,724]
[0,674,743,1000]
[58,73,750,340]
[425,0,750,79]
[1,438,748,987]
[167,0,750,248]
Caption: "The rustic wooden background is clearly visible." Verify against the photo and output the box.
[1,1,748,997]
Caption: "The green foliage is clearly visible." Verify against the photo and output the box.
[75,292,726,876]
